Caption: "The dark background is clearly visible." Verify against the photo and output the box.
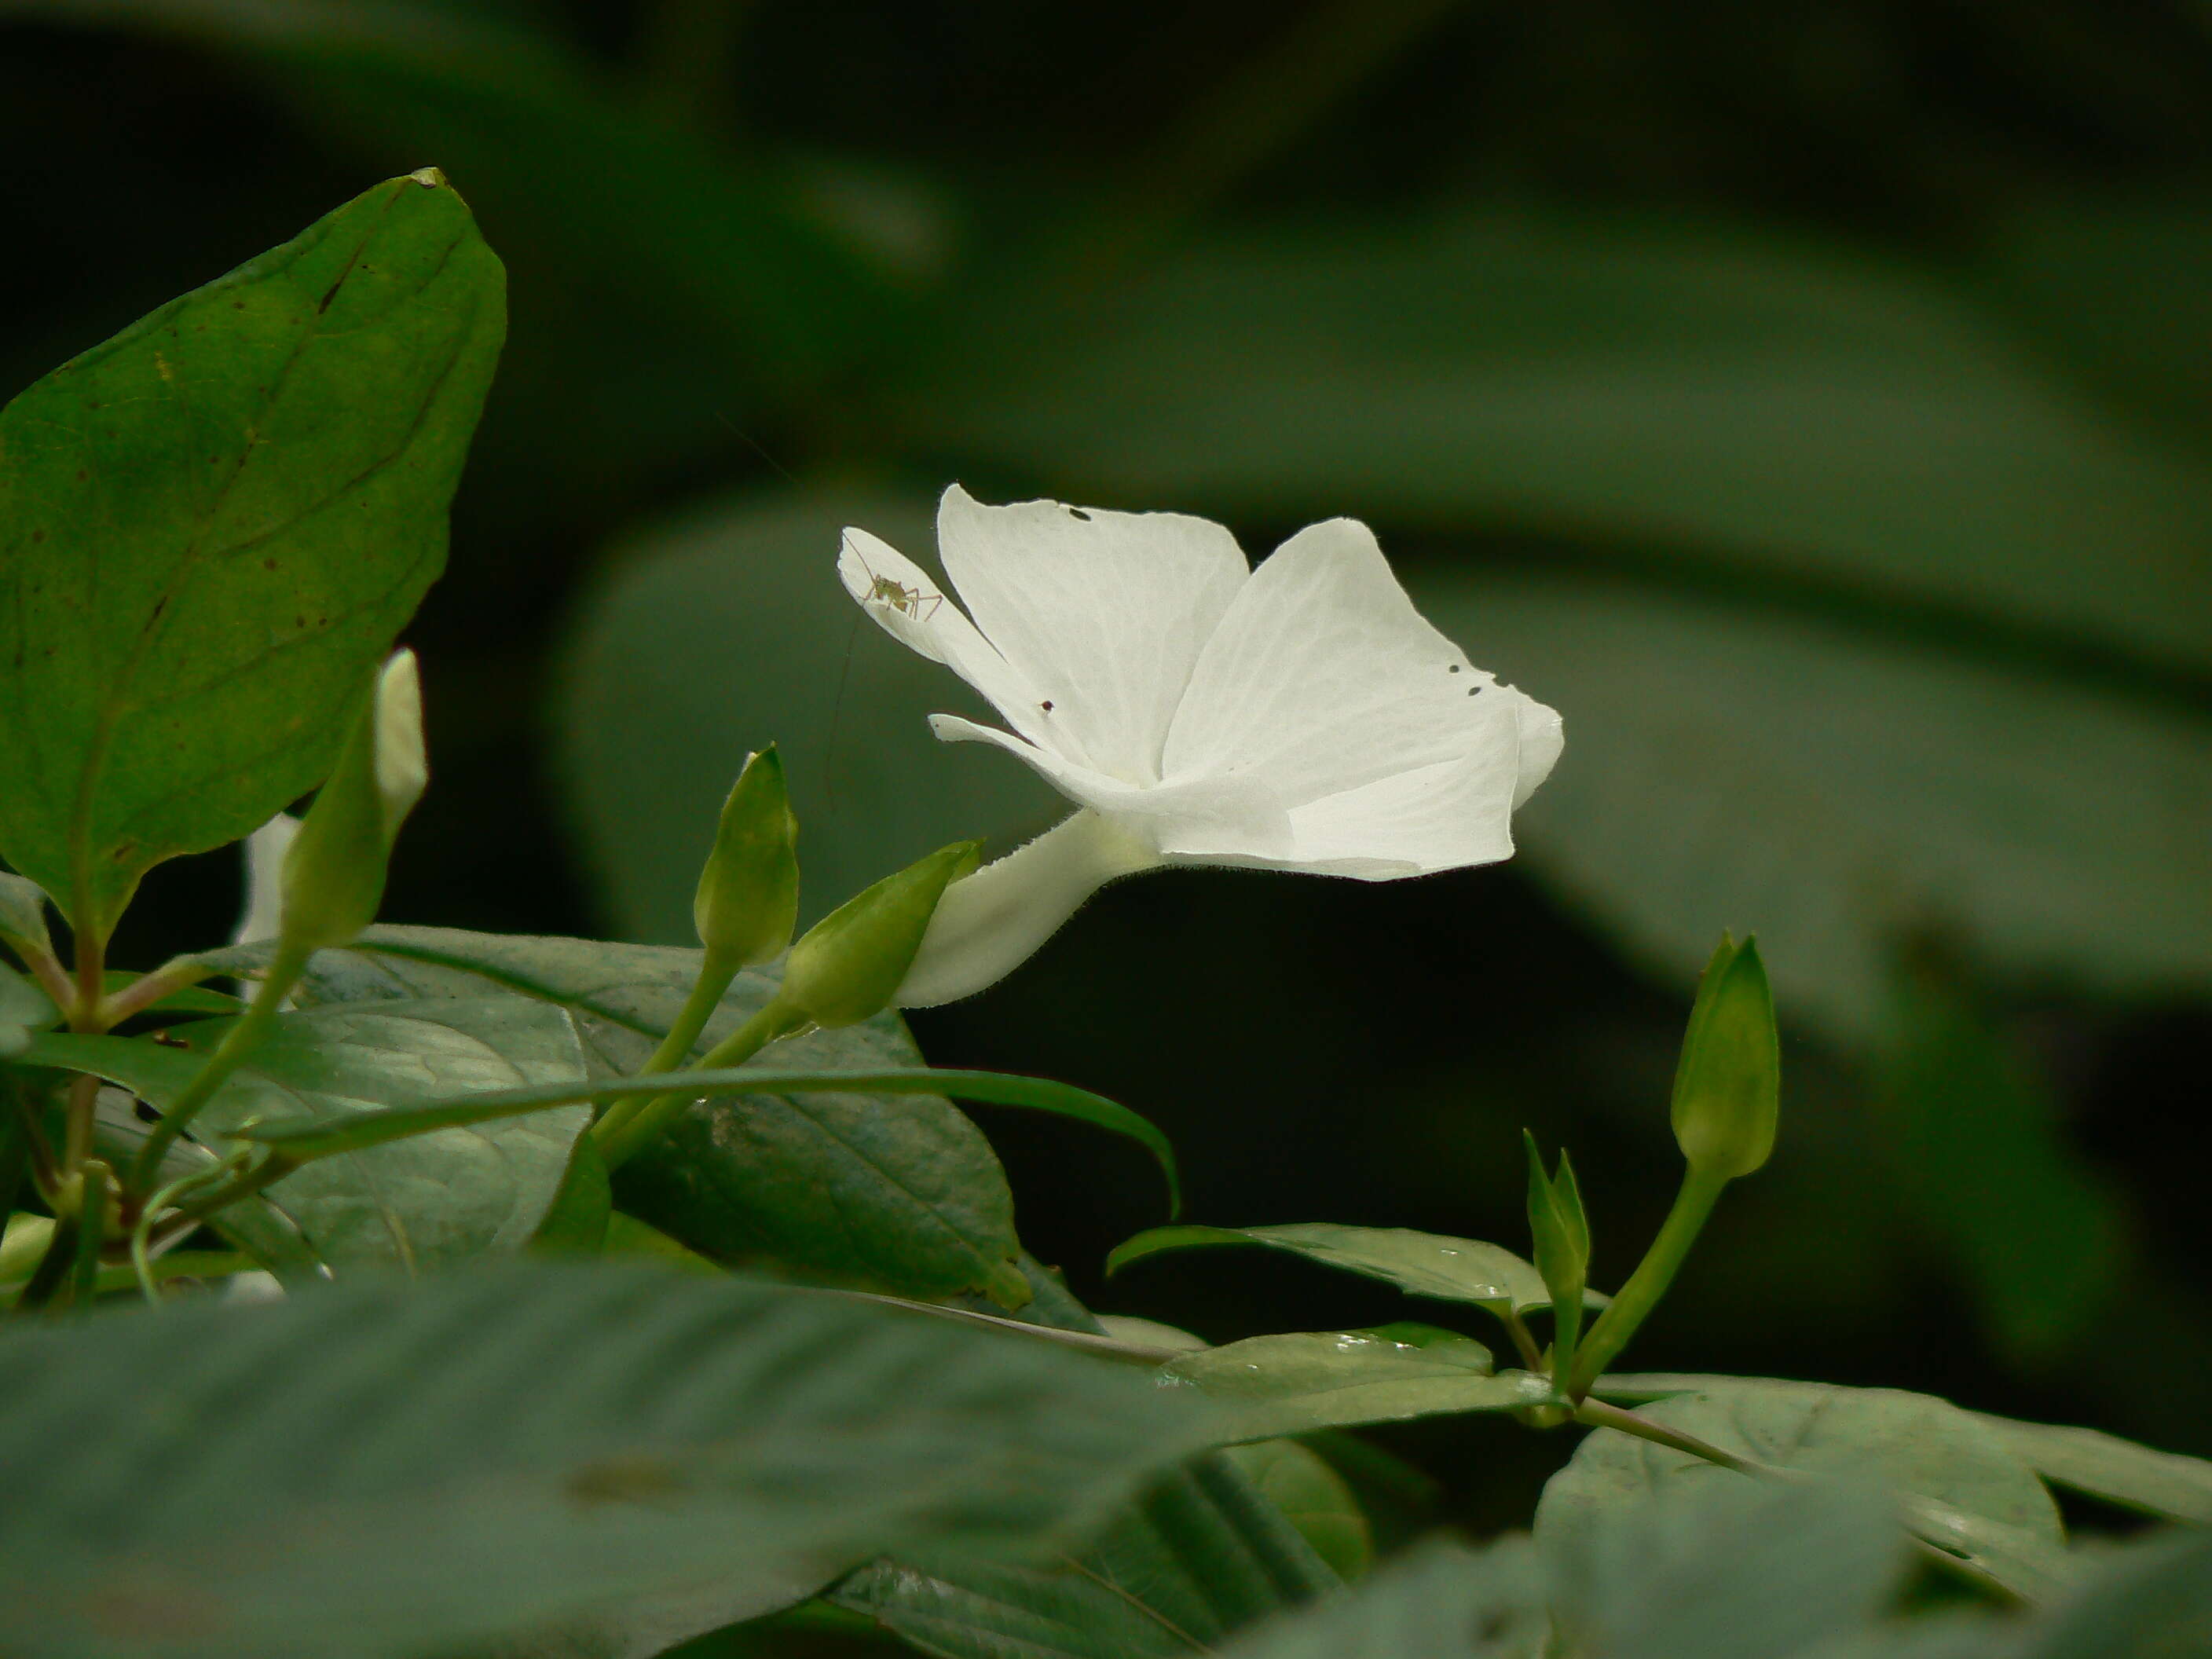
[7,0,2210,1543]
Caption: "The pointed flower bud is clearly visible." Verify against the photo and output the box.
[278,652,428,951]
[1523,1131,1590,1308]
[778,840,980,1028]
[693,747,800,965]
[1669,933,1780,1181]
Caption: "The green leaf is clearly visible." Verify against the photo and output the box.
[2009,1529,2212,1659]
[215,925,1031,1302]
[1545,1478,1905,1659]
[1162,1329,1552,1443]
[1110,1222,1588,1319]
[1969,1412,2212,1525]
[30,995,590,1269]
[1214,1536,1551,1659]
[0,1259,1214,1659]
[0,170,503,939]
[914,213,2212,679]
[834,1455,1339,1659]
[1539,1376,2072,1603]
[553,490,1060,942]
[1221,1441,1373,1582]
[1417,575,2212,1042]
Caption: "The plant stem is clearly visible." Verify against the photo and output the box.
[126,937,311,1193]
[60,1071,99,1176]
[7,937,75,1016]
[1571,1398,1785,1479]
[98,954,219,1026]
[629,947,743,1097]
[68,927,104,1033]
[592,998,803,1169]
[1501,1305,1547,1373]
[1566,1165,1730,1399]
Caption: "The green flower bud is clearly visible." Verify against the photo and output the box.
[0,873,54,964]
[1669,933,1780,1181]
[1523,1130,1589,1308]
[693,747,799,965]
[778,840,980,1029]
[279,651,428,951]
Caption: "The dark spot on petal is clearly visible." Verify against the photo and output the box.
[1041,700,1054,712]
[1448,664,1462,673]
[1467,686,1481,696]
[1067,507,1091,521]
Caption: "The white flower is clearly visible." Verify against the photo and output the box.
[840,485,1562,1006]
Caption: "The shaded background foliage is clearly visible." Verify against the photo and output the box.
[6,0,2209,1547]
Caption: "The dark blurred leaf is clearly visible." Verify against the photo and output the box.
[555,490,1058,941]
[1418,574,2212,1040]
[2009,1529,2212,1659]
[0,167,501,937]
[218,925,1029,1302]
[33,995,588,1269]
[1162,1329,1550,1442]
[914,213,2212,679]
[837,1453,1340,1659]
[1214,1536,1550,1659]
[1876,963,2131,1362]
[1545,1478,1903,1659]
[0,0,906,390]
[1538,1377,2071,1602]
[0,1260,1213,1659]
[1971,1412,2212,1525]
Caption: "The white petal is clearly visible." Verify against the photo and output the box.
[233,812,302,945]
[929,714,1295,858]
[1279,722,1522,877]
[839,526,1053,749]
[1508,692,1564,809]
[936,485,1249,784]
[893,810,1162,1007]
[1162,520,1533,848]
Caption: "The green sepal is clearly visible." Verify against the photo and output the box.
[778,840,980,1027]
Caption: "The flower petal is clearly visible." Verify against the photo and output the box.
[936,485,1249,785]
[1161,518,1538,836]
[930,714,1295,858]
[838,526,1052,747]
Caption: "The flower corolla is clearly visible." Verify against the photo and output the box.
[841,485,1562,1006]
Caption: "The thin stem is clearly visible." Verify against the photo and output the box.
[628,947,742,1100]
[1571,1398,1786,1480]
[7,936,75,1016]
[1566,1165,1730,1399]
[127,937,311,1193]
[64,1161,109,1309]
[98,955,219,1027]
[1551,1283,1585,1393]
[592,998,803,1169]
[60,1072,98,1176]
[68,926,104,1033]
[1500,1305,1547,1374]
[159,1150,296,1236]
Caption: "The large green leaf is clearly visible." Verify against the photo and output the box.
[0,1259,1213,1659]
[218,926,1029,1300]
[1111,1222,1585,1320]
[1545,1478,1904,1659]
[834,1455,1339,1659]
[30,995,589,1269]
[1969,1412,2212,1525]
[0,170,503,938]
[1221,1441,1372,1583]
[910,213,2212,679]
[1420,575,2212,1039]
[1539,1377,2071,1602]
[1214,1536,1551,1659]
[555,489,1060,942]
[2009,1529,2212,1659]
[1162,1328,1551,1442]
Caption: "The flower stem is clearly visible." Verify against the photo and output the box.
[1566,1164,1730,1399]
[126,937,312,1194]
[98,955,220,1027]
[592,998,804,1170]
[632,947,743,1096]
